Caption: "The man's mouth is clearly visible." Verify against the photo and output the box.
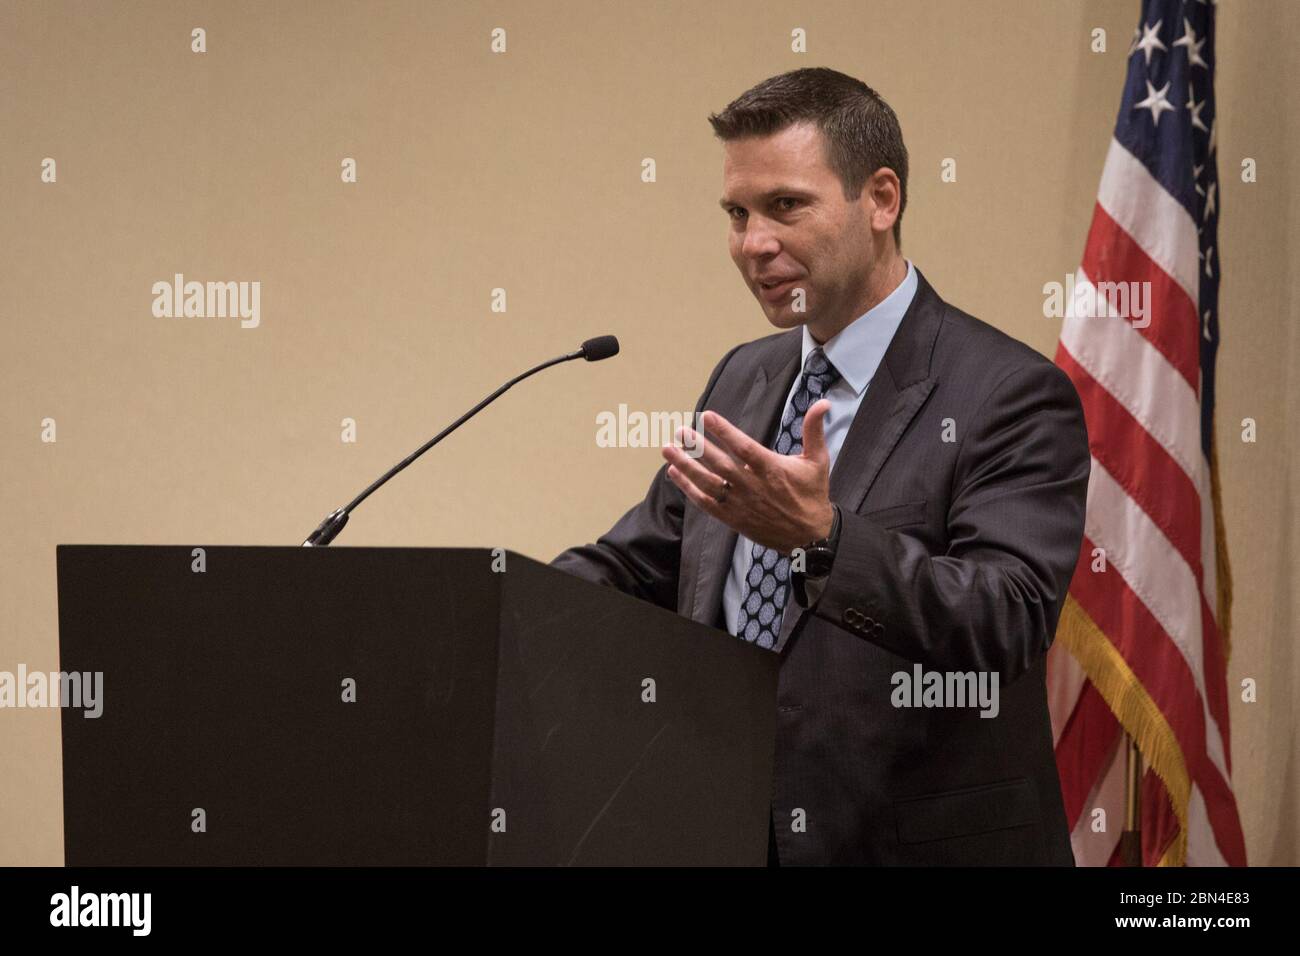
[759,278,799,301]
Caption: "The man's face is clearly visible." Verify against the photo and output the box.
[719,121,877,334]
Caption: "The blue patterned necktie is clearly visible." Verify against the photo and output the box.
[735,347,841,648]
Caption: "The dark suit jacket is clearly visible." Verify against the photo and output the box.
[551,267,1089,865]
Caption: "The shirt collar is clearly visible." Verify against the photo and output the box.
[800,258,917,396]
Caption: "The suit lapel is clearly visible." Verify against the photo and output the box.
[690,340,801,630]
[772,268,945,652]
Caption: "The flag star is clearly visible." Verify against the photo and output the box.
[1203,181,1217,221]
[1203,245,1214,278]
[1203,309,1213,342]
[1208,117,1217,154]
[1133,19,1166,65]
[1127,26,1141,57]
[1173,18,1210,70]
[1134,79,1177,126]
[1187,84,1209,132]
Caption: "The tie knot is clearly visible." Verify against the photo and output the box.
[802,347,840,395]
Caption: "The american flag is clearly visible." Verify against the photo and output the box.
[1047,0,1247,866]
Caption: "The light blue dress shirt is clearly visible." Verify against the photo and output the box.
[721,258,918,637]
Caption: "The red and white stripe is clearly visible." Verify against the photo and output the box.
[1049,137,1246,866]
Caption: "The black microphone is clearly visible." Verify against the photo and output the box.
[579,334,619,362]
[302,335,620,547]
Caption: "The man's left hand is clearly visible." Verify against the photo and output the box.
[662,401,835,554]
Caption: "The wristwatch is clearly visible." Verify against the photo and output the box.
[800,504,842,578]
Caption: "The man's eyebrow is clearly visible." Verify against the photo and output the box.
[718,189,810,209]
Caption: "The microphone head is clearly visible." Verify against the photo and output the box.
[580,335,620,362]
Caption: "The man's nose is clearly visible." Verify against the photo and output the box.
[740,218,780,260]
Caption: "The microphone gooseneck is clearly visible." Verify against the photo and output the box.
[301,335,620,546]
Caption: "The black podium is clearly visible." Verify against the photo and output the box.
[55,546,778,866]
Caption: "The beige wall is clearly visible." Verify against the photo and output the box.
[1,0,1295,865]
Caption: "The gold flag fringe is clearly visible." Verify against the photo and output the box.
[1055,596,1190,866]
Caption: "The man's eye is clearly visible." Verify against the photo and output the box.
[775,197,799,211]
[728,207,746,221]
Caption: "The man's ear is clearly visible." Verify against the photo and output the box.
[866,167,901,236]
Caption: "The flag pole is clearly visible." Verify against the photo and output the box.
[1120,733,1143,866]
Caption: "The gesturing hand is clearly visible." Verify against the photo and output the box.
[662,400,835,555]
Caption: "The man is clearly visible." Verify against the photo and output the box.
[551,68,1089,865]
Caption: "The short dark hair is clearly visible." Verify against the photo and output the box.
[707,67,909,249]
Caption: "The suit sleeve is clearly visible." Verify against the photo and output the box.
[548,344,743,610]
[808,360,1090,684]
